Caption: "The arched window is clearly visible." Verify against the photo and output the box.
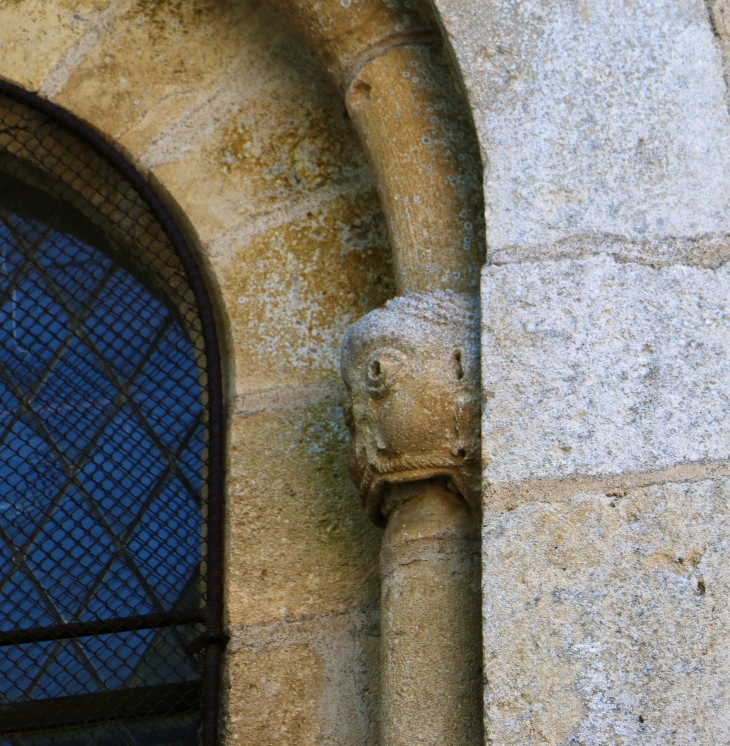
[0,87,225,746]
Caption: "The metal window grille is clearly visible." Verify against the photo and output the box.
[0,84,226,746]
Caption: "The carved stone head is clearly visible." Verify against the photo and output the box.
[340,291,481,526]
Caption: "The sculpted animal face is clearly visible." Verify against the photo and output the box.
[340,292,481,525]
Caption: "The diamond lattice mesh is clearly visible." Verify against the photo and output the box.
[0,95,212,745]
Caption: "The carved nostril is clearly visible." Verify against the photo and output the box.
[370,359,381,377]
[454,350,464,380]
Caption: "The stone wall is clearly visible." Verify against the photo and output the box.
[0,1,391,743]
[433,0,730,741]
[12,0,730,741]
[480,258,730,743]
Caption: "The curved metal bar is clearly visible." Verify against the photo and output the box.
[0,80,227,746]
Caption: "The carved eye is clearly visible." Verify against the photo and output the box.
[364,347,408,396]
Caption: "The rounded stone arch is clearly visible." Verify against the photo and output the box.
[0,3,395,741]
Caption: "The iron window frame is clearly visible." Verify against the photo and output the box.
[0,81,227,746]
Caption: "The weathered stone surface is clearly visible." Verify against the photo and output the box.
[219,191,392,394]
[339,287,484,745]
[482,479,730,745]
[226,607,380,746]
[225,641,322,745]
[30,0,394,398]
[708,0,730,96]
[482,256,730,488]
[432,0,730,255]
[264,0,486,295]
[380,485,483,746]
[0,0,113,92]
[52,0,299,156]
[345,42,485,294]
[341,291,481,524]
[226,401,381,627]
[146,43,372,240]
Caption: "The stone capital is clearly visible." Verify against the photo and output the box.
[340,291,481,525]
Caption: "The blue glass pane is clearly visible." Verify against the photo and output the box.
[130,325,203,452]
[0,569,56,631]
[26,487,118,620]
[79,629,156,690]
[0,540,13,587]
[0,639,53,703]
[36,233,113,314]
[0,221,24,300]
[33,641,100,699]
[176,423,205,495]
[0,267,72,394]
[130,627,199,687]
[78,406,168,539]
[0,416,66,549]
[0,377,19,435]
[32,337,119,463]
[79,557,155,622]
[84,272,169,384]
[0,202,205,720]
[127,475,202,608]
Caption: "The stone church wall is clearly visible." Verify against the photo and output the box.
[8,0,730,742]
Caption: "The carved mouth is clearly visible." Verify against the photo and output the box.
[359,451,476,523]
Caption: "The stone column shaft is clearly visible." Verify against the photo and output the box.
[261,2,486,739]
[380,482,482,745]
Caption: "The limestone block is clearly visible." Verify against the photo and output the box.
[148,68,371,246]
[226,608,380,746]
[51,0,299,155]
[226,401,381,627]
[482,256,730,489]
[225,642,323,745]
[482,479,730,745]
[48,0,379,250]
[431,0,730,256]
